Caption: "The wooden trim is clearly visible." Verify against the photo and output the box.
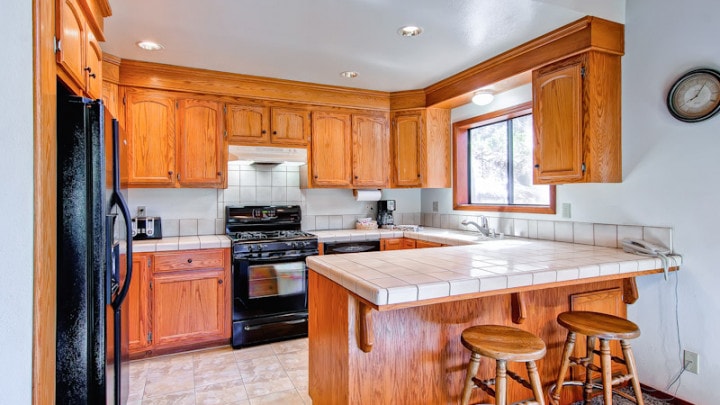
[357,302,374,352]
[623,277,639,304]
[389,90,426,110]
[452,102,557,214]
[511,292,527,324]
[424,16,624,108]
[119,59,391,111]
[33,0,58,402]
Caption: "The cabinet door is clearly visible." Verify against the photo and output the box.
[401,238,417,249]
[128,254,151,355]
[85,30,103,99]
[227,103,269,145]
[392,111,423,187]
[152,269,227,349]
[415,240,442,249]
[381,238,403,251]
[271,107,310,146]
[124,88,176,186]
[352,114,389,188]
[569,287,625,379]
[533,56,584,183]
[310,111,352,187]
[177,99,225,187]
[56,0,86,90]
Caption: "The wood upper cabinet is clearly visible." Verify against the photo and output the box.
[123,87,227,188]
[226,103,268,144]
[532,52,622,184]
[309,111,353,187]
[177,99,225,187]
[128,253,151,355]
[124,88,176,186]
[227,103,310,146]
[351,113,389,188]
[56,0,107,98]
[270,107,310,146]
[391,108,451,188]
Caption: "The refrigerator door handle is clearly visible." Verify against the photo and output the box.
[110,118,133,310]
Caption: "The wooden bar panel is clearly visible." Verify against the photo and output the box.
[309,270,631,405]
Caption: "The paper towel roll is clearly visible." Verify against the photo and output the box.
[353,189,382,201]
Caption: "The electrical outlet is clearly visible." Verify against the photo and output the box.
[561,203,572,218]
[137,206,146,217]
[432,201,439,212]
[684,350,699,374]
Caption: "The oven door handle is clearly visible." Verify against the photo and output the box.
[243,318,307,331]
[235,254,315,263]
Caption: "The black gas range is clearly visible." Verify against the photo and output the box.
[225,205,318,348]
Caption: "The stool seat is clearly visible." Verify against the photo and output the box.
[557,311,641,340]
[460,325,546,405]
[462,325,547,362]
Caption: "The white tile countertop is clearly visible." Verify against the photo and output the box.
[310,227,496,245]
[306,238,683,307]
[133,235,232,253]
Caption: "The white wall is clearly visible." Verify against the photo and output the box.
[0,0,34,403]
[425,0,720,401]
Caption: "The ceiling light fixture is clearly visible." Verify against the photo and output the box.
[340,71,359,79]
[136,41,164,51]
[397,25,423,37]
[471,91,494,106]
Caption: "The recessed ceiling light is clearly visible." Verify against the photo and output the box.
[471,91,494,106]
[136,41,164,51]
[340,71,359,79]
[397,26,423,37]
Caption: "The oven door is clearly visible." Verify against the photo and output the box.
[233,254,309,320]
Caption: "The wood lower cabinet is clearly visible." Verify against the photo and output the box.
[380,238,442,250]
[391,108,450,188]
[380,238,403,251]
[532,51,621,184]
[414,240,443,249]
[128,248,231,358]
[123,87,227,188]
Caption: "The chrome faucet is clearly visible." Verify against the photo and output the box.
[462,216,493,237]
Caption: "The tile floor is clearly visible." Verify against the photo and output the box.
[128,338,311,405]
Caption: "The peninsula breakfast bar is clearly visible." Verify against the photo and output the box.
[306,238,681,404]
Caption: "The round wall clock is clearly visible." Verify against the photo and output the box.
[667,68,720,122]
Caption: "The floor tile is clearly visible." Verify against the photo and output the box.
[141,389,196,405]
[248,388,306,405]
[195,379,249,404]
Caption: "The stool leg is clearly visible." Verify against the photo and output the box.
[583,336,597,404]
[496,359,508,405]
[551,331,576,404]
[621,340,645,405]
[461,352,481,405]
[599,339,613,404]
[526,360,545,405]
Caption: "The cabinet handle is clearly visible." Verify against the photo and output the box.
[168,170,173,178]
[261,130,267,134]
[272,131,277,135]
[84,67,92,72]
[217,171,223,177]
[218,279,223,284]
[417,174,421,178]
[354,175,358,179]
[89,73,96,79]
[534,164,540,169]
[187,258,193,263]
[314,175,318,179]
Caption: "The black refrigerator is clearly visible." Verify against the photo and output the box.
[56,84,133,405]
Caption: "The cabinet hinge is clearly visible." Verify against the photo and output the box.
[581,163,586,172]
[581,67,586,78]
[223,105,227,114]
[53,36,61,53]
[149,280,153,290]
[147,331,152,343]
[224,129,227,139]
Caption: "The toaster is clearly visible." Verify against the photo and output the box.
[132,216,162,240]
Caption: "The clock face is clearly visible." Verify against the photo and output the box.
[668,69,720,122]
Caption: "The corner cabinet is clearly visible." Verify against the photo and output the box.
[128,248,231,358]
[123,87,227,188]
[391,108,451,188]
[532,52,622,184]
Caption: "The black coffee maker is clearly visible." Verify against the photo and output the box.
[377,200,396,227]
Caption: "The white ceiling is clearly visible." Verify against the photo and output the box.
[102,0,625,93]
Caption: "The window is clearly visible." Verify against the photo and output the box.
[453,102,555,214]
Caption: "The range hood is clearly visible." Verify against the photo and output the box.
[228,145,307,165]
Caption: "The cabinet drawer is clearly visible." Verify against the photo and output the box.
[153,249,225,273]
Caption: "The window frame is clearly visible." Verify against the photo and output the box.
[452,102,556,214]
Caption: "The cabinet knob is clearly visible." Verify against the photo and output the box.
[534,164,540,169]
[84,67,92,72]
[354,175,358,179]
[89,73,96,79]
[261,130,267,134]
[187,258,193,263]
[314,175,318,179]
[217,171,222,177]
[168,171,173,178]
[272,131,277,135]
[417,174,421,178]
[218,279,223,284]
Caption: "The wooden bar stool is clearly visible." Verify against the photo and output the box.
[548,311,644,405]
[460,325,547,405]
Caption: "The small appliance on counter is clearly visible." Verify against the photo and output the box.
[132,216,162,240]
[377,200,395,228]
